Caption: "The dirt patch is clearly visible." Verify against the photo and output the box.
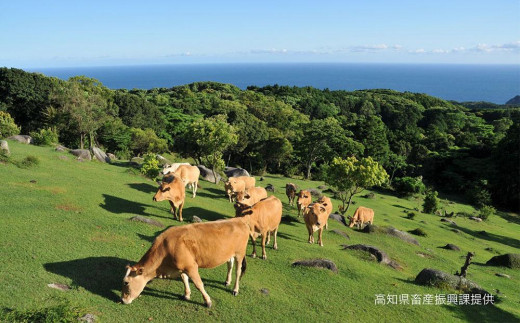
[292,259,338,273]
[55,204,83,212]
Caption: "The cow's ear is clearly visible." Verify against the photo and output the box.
[245,194,251,199]
[320,206,326,212]
[322,203,328,207]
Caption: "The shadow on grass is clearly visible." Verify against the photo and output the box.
[141,286,200,306]
[454,225,520,249]
[444,302,519,322]
[44,257,131,302]
[496,211,520,225]
[100,194,149,216]
[127,183,157,194]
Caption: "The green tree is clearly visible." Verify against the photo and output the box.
[188,115,238,183]
[0,111,21,138]
[326,156,388,214]
[352,115,390,163]
[129,128,168,156]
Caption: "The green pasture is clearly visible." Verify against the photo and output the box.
[0,141,518,322]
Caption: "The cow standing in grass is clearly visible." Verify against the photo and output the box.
[225,176,255,202]
[234,196,282,260]
[285,183,297,206]
[296,190,312,217]
[174,165,200,198]
[121,218,250,308]
[348,206,374,229]
[304,200,332,247]
[153,174,186,221]
[316,195,332,229]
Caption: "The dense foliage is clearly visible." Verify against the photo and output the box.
[0,68,518,210]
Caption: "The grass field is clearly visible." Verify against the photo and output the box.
[1,141,519,322]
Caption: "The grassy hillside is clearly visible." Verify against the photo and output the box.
[1,141,519,322]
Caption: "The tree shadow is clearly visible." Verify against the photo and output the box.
[183,207,229,222]
[43,257,131,302]
[127,183,157,194]
[443,302,519,322]
[454,225,520,249]
[496,211,520,225]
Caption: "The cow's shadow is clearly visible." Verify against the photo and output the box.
[44,257,131,302]
[100,194,149,216]
[183,207,228,222]
[127,183,157,194]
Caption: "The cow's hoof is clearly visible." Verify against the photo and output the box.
[224,281,231,286]
[273,245,278,250]
[232,291,239,296]
[183,295,191,301]
[261,255,267,260]
[206,302,212,308]
[251,253,256,259]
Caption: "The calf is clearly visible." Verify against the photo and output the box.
[225,178,245,202]
[235,187,268,206]
[316,195,333,229]
[153,174,186,221]
[304,202,331,247]
[296,190,312,217]
[348,206,374,229]
[174,165,200,198]
[285,183,297,206]
[234,196,282,260]
[121,218,250,308]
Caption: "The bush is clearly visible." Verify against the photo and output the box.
[130,128,168,156]
[409,228,428,237]
[30,128,59,146]
[17,155,40,168]
[393,176,426,196]
[0,111,20,139]
[0,302,86,322]
[140,153,160,179]
[478,205,496,221]
[423,189,439,214]
[406,212,416,220]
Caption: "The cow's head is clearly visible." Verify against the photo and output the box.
[307,203,327,227]
[235,190,253,206]
[121,265,147,304]
[233,201,253,217]
[161,164,173,176]
[153,174,178,202]
[347,216,356,228]
[297,190,311,207]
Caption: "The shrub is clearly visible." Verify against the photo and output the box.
[17,155,40,168]
[0,111,20,139]
[409,228,428,237]
[478,205,496,221]
[423,189,439,214]
[393,176,426,196]
[140,153,160,179]
[0,302,86,322]
[130,128,168,156]
[30,128,59,146]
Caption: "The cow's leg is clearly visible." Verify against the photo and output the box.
[318,227,324,247]
[186,267,212,308]
[307,225,313,243]
[273,227,279,250]
[178,201,184,222]
[266,231,271,246]
[168,200,175,216]
[225,257,234,286]
[233,255,244,296]
[261,233,268,260]
[250,235,257,258]
[180,273,191,300]
[193,180,198,198]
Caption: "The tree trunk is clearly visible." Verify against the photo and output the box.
[305,161,312,180]
[212,167,219,184]
[80,133,85,149]
[456,252,475,278]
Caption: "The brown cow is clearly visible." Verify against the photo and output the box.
[225,176,255,202]
[174,165,200,198]
[235,187,268,206]
[348,206,374,229]
[121,217,250,308]
[316,195,333,229]
[153,174,186,221]
[296,190,312,217]
[304,202,331,247]
[234,195,282,260]
[285,183,297,206]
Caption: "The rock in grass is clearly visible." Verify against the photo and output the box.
[495,273,511,279]
[409,228,428,237]
[70,149,92,161]
[129,216,164,228]
[469,216,483,222]
[331,229,350,240]
[441,218,457,226]
[91,146,111,163]
[78,314,97,323]
[386,227,420,245]
[55,145,68,152]
[441,244,461,251]
[191,216,202,223]
[47,283,71,291]
[1,140,10,156]
[196,165,221,183]
[265,184,275,192]
[260,288,270,295]
[329,213,348,226]
[307,188,321,197]
[8,135,32,144]
[486,254,520,269]
[342,244,402,270]
[415,268,490,296]
[224,167,250,178]
[292,259,338,273]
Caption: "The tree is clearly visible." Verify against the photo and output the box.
[188,115,238,183]
[352,115,390,164]
[326,156,388,214]
[423,189,439,214]
[129,128,168,156]
[0,111,20,138]
[386,152,407,185]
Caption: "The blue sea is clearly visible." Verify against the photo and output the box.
[30,63,520,104]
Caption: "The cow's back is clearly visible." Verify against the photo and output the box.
[176,165,200,183]
[237,176,255,189]
[252,196,282,231]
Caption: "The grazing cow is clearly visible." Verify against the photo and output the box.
[348,206,374,229]
[121,217,250,308]
[296,190,312,217]
[316,196,333,229]
[153,174,186,221]
[174,165,200,198]
[285,183,297,206]
[235,187,268,206]
[234,196,282,260]
[161,162,190,175]
[225,176,255,202]
[304,202,331,247]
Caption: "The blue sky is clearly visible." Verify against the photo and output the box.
[1,1,519,67]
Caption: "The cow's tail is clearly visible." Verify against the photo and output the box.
[240,256,247,278]
[197,182,201,189]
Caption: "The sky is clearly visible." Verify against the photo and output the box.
[1,1,519,68]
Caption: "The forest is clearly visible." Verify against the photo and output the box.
[0,67,518,212]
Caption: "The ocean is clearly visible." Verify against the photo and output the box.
[29,63,520,104]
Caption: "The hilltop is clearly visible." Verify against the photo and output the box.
[0,141,519,322]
